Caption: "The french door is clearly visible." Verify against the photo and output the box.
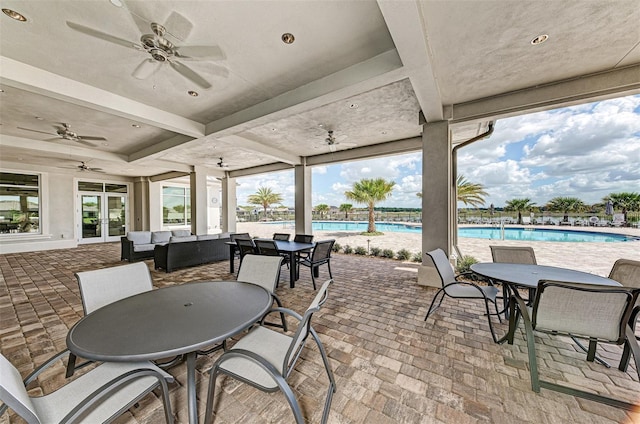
[77,182,128,244]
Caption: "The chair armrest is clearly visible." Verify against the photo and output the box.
[259,307,303,326]
[23,349,72,386]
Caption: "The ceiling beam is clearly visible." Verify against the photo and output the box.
[228,162,294,179]
[445,64,640,123]
[205,49,406,137]
[220,134,301,165]
[0,56,205,138]
[306,136,422,166]
[148,171,191,182]
[128,134,195,162]
[377,0,443,122]
[0,134,126,162]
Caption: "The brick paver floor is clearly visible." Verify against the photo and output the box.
[1,243,638,423]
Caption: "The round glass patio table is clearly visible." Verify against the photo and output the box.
[67,281,271,424]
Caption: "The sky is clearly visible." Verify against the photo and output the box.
[236,94,640,209]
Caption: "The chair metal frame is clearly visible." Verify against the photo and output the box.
[505,280,640,410]
[299,239,334,290]
[204,280,336,424]
[425,248,502,343]
[0,349,174,424]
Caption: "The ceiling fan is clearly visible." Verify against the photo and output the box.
[17,123,106,147]
[75,161,105,173]
[322,130,357,152]
[66,12,227,89]
[217,157,230,168]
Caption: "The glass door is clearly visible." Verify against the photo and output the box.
[78,182,129,244]
[79,193,102,243]
[106,194,126,240]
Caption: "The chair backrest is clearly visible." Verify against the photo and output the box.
[236,238,256,258]
[0,354,39,424]
[230,233,251,242]
[612,213,625,223]
[273,233,291,241]
[490,245,537,265]
[311,240,334,262]
[609,258,640,306]
[425,249,455,286]
[237,254,283,292]
[283,279,332,376]
[75,262,153,315]
[293,234,314,244]
[533,280,639,344]
[254,239,281,256]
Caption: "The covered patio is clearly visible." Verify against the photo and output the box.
[1,245,638,423]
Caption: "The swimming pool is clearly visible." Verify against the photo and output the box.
[268,221,638,242]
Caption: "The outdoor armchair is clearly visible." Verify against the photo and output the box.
[273,233,291,241]
[293,234,314,261]
[255,239,290,269]
[204,279,336,424]
[235,238,257,266]
[67,262,155,377]
[505,280,640,410]
[0,350,174,424]
[237,254,288,331]
[299,239,334,290]
[490,245,537,308]
[425,248,501,343]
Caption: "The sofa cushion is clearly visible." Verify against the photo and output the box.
[170,235,197,243]
[171,229,191,238]
[152,231,172,243]
[133,243,156,252]
[127,231,152,245]
[219,232,231,239]
[197,234,219,241]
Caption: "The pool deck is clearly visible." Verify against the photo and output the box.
[238,222,640,277]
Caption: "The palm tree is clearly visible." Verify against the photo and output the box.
[604,192,640,221]
[247,187,283,219]
[339,203,353,219]
[416,175,487,207]
[457,175,487,208]
[345,178,395,233]
[504,198,536,224]
[546,196,585,222]
[315,203,330,219]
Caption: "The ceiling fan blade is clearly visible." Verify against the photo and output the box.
[132,59,161,80]
[78,136,108,141]
[17,127,57,136]
[176,46,225,61]
[329,144,337,153]
[73,139,97,147]
[169,61,212,89]
[163,11,193,41]
[66,21,139,50]
[89,168,105,173]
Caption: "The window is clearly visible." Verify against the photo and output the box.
[0,172,40,235]
[163,186,191,225]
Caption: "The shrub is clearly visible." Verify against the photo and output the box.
[370,247,382,257]
[455,255,478,274]
[354,246,367,255]
[343,245,354,254]
[332,242,342,253]
[411,251,422,262]
[396,249,411,261]
[381,249,395,259]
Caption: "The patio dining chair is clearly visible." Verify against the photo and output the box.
[236,238,257,267]
[204,279,336,424]
[255,239,290,269]
[293,234,314,261]
[273,233,291,241]
[505,280,640,410]
[425,249,501,343]
[0,350,174,424]
[67,262,155,377]
[490,245,537,308]
[299,239,334,290]
[237,254,288,331]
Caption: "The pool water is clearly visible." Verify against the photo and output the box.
[269,221,638,242]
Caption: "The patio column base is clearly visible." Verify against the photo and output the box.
[417,265,440,288]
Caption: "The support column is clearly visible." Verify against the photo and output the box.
[132,177,150,231]
[295,163,312,235]
[190,166,208,235]
[418,120,453,287]
[221,176,237,233]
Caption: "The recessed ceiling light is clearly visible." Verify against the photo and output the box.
[281,33,295,44]
[35,116,44,120]
[530,34,549,45]
[2,8,27,22]
[381,131,387,135]
[349,103,358,109]
[188,90,199,97]
[132,124,141,128]
[0,89,4,93]
[109,0,124,7]
[271,128,277,132]
[102,142,109,146]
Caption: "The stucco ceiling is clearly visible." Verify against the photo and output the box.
[1,0,639,179]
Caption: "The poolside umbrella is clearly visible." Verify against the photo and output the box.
[489,204,495,216]
[605,200,614,216]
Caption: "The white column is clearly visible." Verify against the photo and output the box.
[132,177,150,231]
[295,164,312,234]
[418,120,453,287]
[221,176,237,233]
[190,166,208,235]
